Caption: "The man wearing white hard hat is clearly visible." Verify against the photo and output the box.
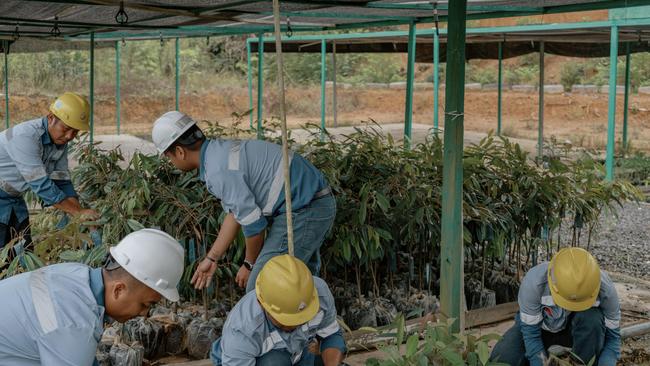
[152,111,335,293]
[0,228,184,365]
[0,92,99,250]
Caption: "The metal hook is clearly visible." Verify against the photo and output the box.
[51,16,61,37]
[286,17,293,38]
[206,36,210,45]
[115,1,129,25]
[13,23,19,41]
[121,37,126,47]
[160,32,164,47]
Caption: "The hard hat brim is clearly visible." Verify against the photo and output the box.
[158,287,180,302]
[549,289,596,312]
[262,287,320,327]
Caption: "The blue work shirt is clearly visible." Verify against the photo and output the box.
[218,277,346,366]
[0,117,77,224]
[0,263,105,365]
[199,139,328,237]
[518,262,621,366]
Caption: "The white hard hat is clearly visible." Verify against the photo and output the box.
[152,111,197,154]
[109,229,185,302]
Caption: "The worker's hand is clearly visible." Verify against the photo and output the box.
[78,208,99,220]
[191,258,217,290]
[308,339,321,355]
[235,265,251,288]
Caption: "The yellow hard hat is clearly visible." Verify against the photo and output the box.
[49,92,90,131]
[255,255,320,327]
[548,247,601,312]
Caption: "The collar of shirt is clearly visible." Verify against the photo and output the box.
[89,267,105,308]
[198,139,210,181]
[41,117,53,146]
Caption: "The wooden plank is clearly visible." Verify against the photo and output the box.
[466,301,519,328]
[160,359,212,366]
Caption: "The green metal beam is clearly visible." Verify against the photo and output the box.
[538,41,544,160]
[251,16,650,45]
[89,32,94,144]
[320,39,326,138]
[440,0,466,334]
[257,32,264,139]
[3,41,8,130]
[606,26,619,182]
[255,10,415,21]
[623,42,631,156]
[175,38,180,111]
[115,41,121,135]
[403,21,416,149]
[247,40,254,128]
[433,30,439,134]
[497,41,503,136]
[76,13,650,43]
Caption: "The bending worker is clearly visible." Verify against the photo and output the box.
[211,254,346,366]
[152,111,335,292]
[490,247,620,366]
[0,92,98,249]
[0,228,184,364]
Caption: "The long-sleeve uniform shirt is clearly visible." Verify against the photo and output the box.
[218,276,346,365]
[199,139,328,237]
[0,263,105,365]
[518,262,621,366]
[0,117,77,225]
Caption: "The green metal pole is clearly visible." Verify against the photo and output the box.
[320,39,326,137]
[89,32,95,144]
[497,41,503,136]
[404,21,416,148]
[3,41,8,130]
[175,37,180,111]
[257,32,264,139]
[440,0,467,333]
[115,41,121,135]
[332,41,338,128]
[433,29,439,134]
[623,42,631,156]
[606,25,618,181]
[247,40,253,128]
[538,41,544,160]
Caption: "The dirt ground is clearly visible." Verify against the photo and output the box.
[5,87,649,152]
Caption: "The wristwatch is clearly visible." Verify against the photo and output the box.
[243,259,254,271]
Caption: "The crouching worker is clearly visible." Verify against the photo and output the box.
[490,248,621,366]
[0,229,184,365]
[211,254,347,366]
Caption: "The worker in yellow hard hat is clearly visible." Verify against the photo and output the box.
[0,92,98,250]
[210,254,347,366]
[490,247,621,366]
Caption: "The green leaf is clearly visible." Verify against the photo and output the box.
[406,334,418,358]
[127,219,145,231]
[59,249,85,262]
[441,348,465,365]
[477,341,490,365]
[376,193,390,213]
[395,314,405,347]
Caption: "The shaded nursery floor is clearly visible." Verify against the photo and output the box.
[158,272,650,366]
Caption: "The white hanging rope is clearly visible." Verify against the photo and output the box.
[271,0,295,257]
